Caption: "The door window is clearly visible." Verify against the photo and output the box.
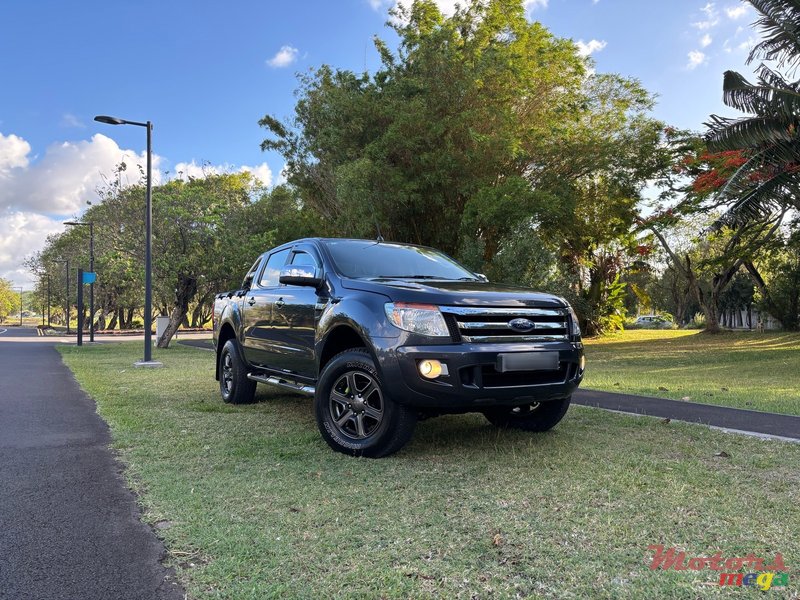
[258,249,290,288]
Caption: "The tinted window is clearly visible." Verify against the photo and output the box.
[291,251,318,267]
[259,249,290,287]
[242,257,263,288]
[323,240,477,280]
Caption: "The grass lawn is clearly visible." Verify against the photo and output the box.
[59,342,799,599]
[582,329,800,416]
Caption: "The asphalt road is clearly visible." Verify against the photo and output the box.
[0,328,184,600]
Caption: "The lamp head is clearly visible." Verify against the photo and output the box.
[94,115,126,125]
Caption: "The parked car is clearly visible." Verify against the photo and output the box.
[634,314,673,328]
[213,238,585,457]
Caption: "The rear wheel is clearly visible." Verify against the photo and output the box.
[483,397,571,432]
[315,348,416,457]
[219,340,256,404]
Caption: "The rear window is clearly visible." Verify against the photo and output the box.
[323,240,477,280]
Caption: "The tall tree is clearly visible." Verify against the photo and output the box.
[704,0,800,225]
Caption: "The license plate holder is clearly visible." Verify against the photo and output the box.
[496,352,559,372]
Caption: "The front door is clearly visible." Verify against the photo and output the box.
[241,248,290,367]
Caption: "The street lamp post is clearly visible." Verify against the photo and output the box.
[47,275,51,327]
[16,286,23,326]
[94,115,159,366]
[65,220,95,342]
[55,259,70,335]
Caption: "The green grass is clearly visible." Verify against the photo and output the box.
[583,329,800,416]
[59,342,799,599]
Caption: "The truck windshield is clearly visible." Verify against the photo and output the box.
[323,240,478,281]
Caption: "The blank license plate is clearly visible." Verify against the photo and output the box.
[496,352,559,372]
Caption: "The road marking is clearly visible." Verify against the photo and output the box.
[0,329,7,335]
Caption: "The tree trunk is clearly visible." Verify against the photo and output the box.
[107,310,118,330]
[157,275,198,348]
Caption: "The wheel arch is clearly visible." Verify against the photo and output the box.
[215,322,238,380]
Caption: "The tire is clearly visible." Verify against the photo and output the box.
[219,340,257,404]
[315,348,416,458]
[483,396,571,432]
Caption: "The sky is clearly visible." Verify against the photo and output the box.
[1,0,764,287]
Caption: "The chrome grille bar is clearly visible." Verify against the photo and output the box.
[462,334,569,343]
[457,320,567,330]
[443,306,565,317]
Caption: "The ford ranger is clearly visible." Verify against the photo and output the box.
[213,238,584,457]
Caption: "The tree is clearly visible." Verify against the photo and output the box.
[704,0,800,225]
[0,278,17,323]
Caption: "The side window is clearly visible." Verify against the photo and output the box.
[259,249,290,288]
[242,257,262,288]
[290,251,319,268]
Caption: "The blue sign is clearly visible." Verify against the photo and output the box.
[82,271,97,285]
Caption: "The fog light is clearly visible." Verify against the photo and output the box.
[580,355,586,371]
[418,359,445,379]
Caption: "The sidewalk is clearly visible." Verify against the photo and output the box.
[573,388,800,441]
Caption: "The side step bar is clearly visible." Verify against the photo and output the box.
[247,373,315,396]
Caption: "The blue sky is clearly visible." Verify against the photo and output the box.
[1,0,762,285]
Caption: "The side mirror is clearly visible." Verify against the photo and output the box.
[279,265,323,288]
[242,274,254,290]
[475,273,489,282]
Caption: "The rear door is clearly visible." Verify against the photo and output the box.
[241,248,290,366]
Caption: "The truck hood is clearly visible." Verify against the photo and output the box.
[340,278,568,308]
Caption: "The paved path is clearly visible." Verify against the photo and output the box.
[0,328,184,600]
[573,389,800,441]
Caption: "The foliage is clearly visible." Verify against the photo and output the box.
[0,278,19,323]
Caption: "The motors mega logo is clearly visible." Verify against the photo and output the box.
[647,545,791,591]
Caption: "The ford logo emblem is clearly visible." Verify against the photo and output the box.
[508,318,536,332]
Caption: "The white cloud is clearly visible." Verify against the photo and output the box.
[0,132,31,175]
[687,50,707,69]
[700,33,712,47]
[576,38,607,57]
[0,211,63,287]
[725,4,748,19]
[0,133,161,216]
[738,36,758,51]
[692,2,719,29]
[266,45,299,68]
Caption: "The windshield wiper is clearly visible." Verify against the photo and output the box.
[374,275,451,280]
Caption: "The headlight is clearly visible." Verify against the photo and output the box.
[384,302,449,337]
[567,305,581,337]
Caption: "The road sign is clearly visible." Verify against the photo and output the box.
[82,271,96,285]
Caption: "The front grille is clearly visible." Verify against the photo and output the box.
[440,306,569,343]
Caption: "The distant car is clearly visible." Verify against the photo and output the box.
[634,315,672,329]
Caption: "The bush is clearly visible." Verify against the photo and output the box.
[687,312,706,329]
[131,319,144,329]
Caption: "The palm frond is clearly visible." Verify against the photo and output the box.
[721,69,800,118]
[747,0,800,69]
[705,114,795,150]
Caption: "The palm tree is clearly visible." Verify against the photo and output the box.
[704,0,800,226]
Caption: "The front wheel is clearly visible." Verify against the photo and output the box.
[315,348,416,458]
[483,397,571,432]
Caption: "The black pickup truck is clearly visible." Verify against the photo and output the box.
[213,238,584,457]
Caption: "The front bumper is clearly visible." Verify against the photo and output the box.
[373,339,584,410]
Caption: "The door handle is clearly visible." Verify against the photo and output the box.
[247,297,256,306]
[275,298,285,308]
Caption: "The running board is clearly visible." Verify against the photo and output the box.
[247,373,315,396]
